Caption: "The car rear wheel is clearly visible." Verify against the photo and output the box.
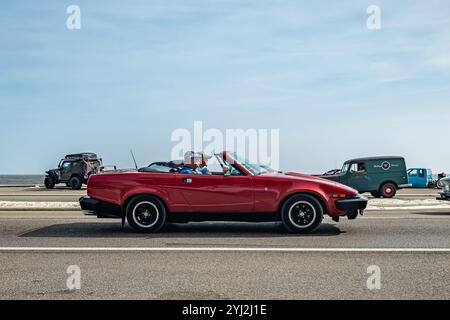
[44,176,55,189]
[126,195,167,233]
[380,183,397,198]
[281,195,323,234]
[370,191,381,198]
[70,176,82,190]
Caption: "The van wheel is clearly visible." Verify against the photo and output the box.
[380,183,397,198]
[370,191,381,198]
[281,195,323,234]
[126,195,167,233]
[70,176,82,190]
[44,176,55,189]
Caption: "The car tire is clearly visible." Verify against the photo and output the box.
[281,194,323,234]
[66,182,71,188]
[44,176,55,189]
[370,191,381,198]
[70,176,82,190]
[126,195,167,233]
[379,182,397,198]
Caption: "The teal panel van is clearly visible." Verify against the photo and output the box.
[322,156,410,198]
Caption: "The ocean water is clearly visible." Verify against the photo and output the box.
[0,175,45,186]
[0,174,444,187]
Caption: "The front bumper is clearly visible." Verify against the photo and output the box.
[79,196,122,217]
[335,194,369,211]
[436,190,450,201]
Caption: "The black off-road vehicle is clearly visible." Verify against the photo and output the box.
[44,153,102,190]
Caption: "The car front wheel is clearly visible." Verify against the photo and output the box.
[126,195,167,233]
[281,194,324,234]
[44,176,55,189]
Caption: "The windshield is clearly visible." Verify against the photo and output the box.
[341,163,350,174]
[228,152,268,175]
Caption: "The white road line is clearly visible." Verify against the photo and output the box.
[0,247,449,253]
[383,194,439,197]
[358,216,450,219]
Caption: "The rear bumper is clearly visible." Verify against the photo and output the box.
[79,196,98,215]
[335,195,368,211]
[79,196,122,218]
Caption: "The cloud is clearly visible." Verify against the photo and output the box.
[0,1,449,173]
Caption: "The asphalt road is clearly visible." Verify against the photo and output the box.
[1,211,450,299]
[0,187,449,300]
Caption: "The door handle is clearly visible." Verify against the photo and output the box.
[182,178,193,184]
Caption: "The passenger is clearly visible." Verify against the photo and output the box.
[179,152,212,175]
[179,151,197,174]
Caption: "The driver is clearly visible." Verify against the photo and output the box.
[195,152,212,175]
[179,152,211,175]
[357,163,366,173]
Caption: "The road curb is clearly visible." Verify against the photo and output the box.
[0,185,42,188]
[0,208,80,212]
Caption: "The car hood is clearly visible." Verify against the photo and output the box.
[262,171,358,195]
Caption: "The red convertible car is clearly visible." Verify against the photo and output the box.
[79,151,368,233]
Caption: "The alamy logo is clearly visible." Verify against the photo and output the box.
[366,5,381,30]
[66,265,81,290]
[171,121,280,170]
[66,5,81,30]
[366,265,381,290]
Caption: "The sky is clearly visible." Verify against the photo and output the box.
[0,0,449,174]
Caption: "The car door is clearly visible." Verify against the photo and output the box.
[408,169,419,187]
[417,169,427,187]
[60,161,72,181]
[177,173,254,212]
[347,162,369,192]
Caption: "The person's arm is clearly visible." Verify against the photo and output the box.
[200,166,210,175]
[180,166,195,174]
